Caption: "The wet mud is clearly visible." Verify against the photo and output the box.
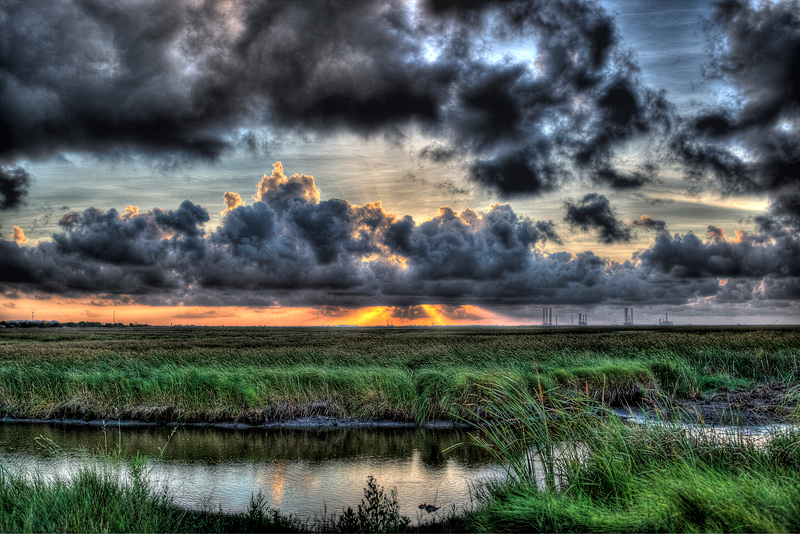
[667,382,798,425]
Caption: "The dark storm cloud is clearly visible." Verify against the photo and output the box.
[0,199,210,295]
[424,0,673,193]
[671,0,800,226]
[0,0,231,161]
[0,0,670,197]
[563,193,631,243]
[637,222,800,279]
[52,201,208,266]
[0,166,30,210]
[633,214,668,233]
[2,164,797,309]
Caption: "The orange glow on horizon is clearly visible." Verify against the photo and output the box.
[0,297,516,326]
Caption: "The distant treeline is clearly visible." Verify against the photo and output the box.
[0,320,149,328]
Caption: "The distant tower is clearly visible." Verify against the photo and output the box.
[578,313,588,326]
[624,308,634,326]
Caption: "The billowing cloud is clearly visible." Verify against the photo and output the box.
[633,214,668,233]
[637,219,800,282]
[256,161,320,211]
[563,193,631,243]
[670,0,800,226]
[10,225,27,244]
[0,166,30,210]
[0,0,671,198]
[221,192,244,215]
[1,163,797,309]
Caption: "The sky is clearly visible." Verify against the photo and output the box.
[0,0,798,326]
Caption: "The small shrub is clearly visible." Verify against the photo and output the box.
[334,476,410,533]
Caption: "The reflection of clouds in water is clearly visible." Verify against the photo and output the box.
[4,423,794,523]
[0,446,503,523]
[0,425,506,522]
[153,456,503,521]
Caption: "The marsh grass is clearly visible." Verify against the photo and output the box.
[0,425,307,533]
[2,372,800,532]
[1,326,797,424]
[0,453,252,533]
[460,377,800,532]
[0,449,436,534]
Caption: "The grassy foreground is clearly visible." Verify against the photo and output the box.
[0,326,798,423]
[460,379,800,532]
[0,457,302,533]
[2,383,800,533]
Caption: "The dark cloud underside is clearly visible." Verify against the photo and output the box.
[0,166,30,210]
[2,164,798,307]
[563,193,631,244]
[671,0,800,227]
[0,0,670,198]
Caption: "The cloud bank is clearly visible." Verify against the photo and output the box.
[1,0,796,223]
[671,0,800,227]
[0,0,669,198]
[2,163,797,308]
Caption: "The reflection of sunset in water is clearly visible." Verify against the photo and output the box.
[3,422,791,523]
[258,463,286,508]
[0,424,505,524]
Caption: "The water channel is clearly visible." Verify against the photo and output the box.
[2,419,795,524]
[0,422,504,523]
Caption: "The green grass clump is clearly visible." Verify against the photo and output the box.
[0,456,457,533]
[0,326,798,424]
[458,377,800,533]
[0,457,302,533]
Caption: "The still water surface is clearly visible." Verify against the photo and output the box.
[0,423,503,522]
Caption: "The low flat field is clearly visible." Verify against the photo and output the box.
[0,325,798,424]
[2,326,800,533]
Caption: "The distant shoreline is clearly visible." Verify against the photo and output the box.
[0,415,466,430]
[2,326,797,428]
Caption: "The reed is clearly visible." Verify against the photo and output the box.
[460,378,800,532]
[0,455,304,533]
[2,371,799,532]
[0,326,797,424]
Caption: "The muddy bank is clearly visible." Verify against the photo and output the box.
[2,382,797,429]
[0,414,466,430]
[654,382,798,425]
[0,401,421,428]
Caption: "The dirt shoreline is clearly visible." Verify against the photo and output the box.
[2,390,796,430]
[1,383,796,430]
[0,415,467,430]
[646,382,798,426]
